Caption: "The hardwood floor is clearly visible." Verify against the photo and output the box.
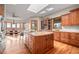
[3,35,30,54]
[46,41,79,54]
[3,35,79,54]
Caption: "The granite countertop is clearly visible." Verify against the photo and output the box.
[52,29,79,33]
[29,31,53,36]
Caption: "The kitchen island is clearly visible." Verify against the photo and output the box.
[25,31,54,54]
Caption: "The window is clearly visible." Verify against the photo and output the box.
[12,23,16,28]
[7,23,11,28]
[17,23,20,28]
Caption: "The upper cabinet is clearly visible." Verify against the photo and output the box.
[70,8,79,25]
[61,14,70,26]
[61,8,79,26]
[0,4,4,15]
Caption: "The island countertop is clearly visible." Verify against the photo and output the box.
[29,31,53,36]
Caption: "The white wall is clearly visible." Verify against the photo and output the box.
[62,26,79,32]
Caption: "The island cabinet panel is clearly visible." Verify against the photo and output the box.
[54,32,60,41]
[28,35,34,51]
[33,36,47,54]
[46,34,54,50]
[25,32,54,54]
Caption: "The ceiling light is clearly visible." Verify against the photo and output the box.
[39,11,46,14]
[46,8,54,11]
[27,4,48,13]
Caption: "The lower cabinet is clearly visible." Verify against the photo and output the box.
[54,32,60,41]
[25,33,54,54]
[54,32,79,47]
[61,32,70,43]
[46,34,54,50]
[69,33,79,47]
[76,33,79,46]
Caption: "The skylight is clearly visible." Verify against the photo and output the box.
[39,11,46,14]
[27,4,48,13]
[46,8,54,11]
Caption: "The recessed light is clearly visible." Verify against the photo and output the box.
[46,8,54,11]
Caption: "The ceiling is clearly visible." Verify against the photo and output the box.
[5,4,74,22]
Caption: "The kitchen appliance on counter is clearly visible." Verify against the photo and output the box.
[0,15,6,53]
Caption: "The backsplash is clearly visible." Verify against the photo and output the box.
[61,26,79,32]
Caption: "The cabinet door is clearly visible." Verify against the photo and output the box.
[34,36,47,54]
[76,10,79,25]
[61,32,69,43]
[54,32,60,41]
[70,11,77,25]
[75,33,79,46]
[61,14,70,26]
[61,15,65,26]
[0,5,4,15]
[46,34,53,50]
[70,33,76,45]
[42,36,47,52]
[61,32,65,42]
[70,10,79,25]
[70,33,79,46]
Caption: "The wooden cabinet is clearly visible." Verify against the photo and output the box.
[54,32,60,41]
[0,4,4,15]
[69,33,79,47]
[70,9,79,25]
[76,33,79,46]
[61,32,70,43]
[61,14,70,26]
[25,32,54,54]
[46,34,53,49]
[62,8,79,26]
[54,32,79,47]
[69,33,77,46]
